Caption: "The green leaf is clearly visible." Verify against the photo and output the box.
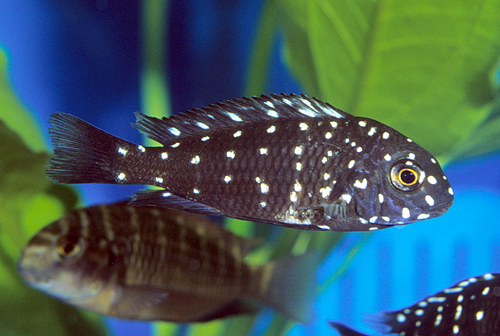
[0,118,107,335]
[277,0,500,159]
[0,47,46,152]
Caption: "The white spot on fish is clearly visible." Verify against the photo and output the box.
[350,142,356,147]
[408,153,416,160]
[415,309,424,316]
[369,216,378,223]
[298,108,315,118]
[260,148,268,155]
[369,227,379,231]
[233,130,242,137]
[356,147,362,153]
[317,224,331,230]
[427,176,437,185]
[294,146,303,155]
[341,194,352,204]
[117,172,126,181]
[378,194,384,203]
[264,100,275,108]
[299,122,308,131]
[322,157,328,164]
[162,192,172,197]
[296,162,302,171]
[368,127,376,136]
[290,191,298,202]
[259,201,267,208]
[358,121,367,127]
[449,187,454,195]
[344,138,350,143]
[201,136,210,141]
[227,112,243,122]
[348,160,355,169]
[255,177,261,183]
[453,325,459,334]
[169,127,181,136]
[324,173,330,180]
[384,153,391,161]
[191,155,201,164]
[227,150,235,159]
[294,181,302,192]
[354,178,368,189]
[161,152,168,160]
[196,122,209,129]
[320,186,332,198]
[224,175,232,183]
[193,188,200,194]
[327,150,333,157]
[325,132,332,139]
[382,216,390,221]
[476,311,484,321]
[359,218,368,224]
[431,158,437,164]
[443,175,448,180]
[171,142,180,148]
[397,313,406,323]
[155,177,163,183]
[260,183,269,194]
[330,121,338,128]
[484,273,494,281]
[402,207,410,219]
[283,98,292,105]
[118,147,128,156]
[267,125,276,133]
[383,132,390,139]
[138,145,146,153]
[425,195,435,206]
[435,314,442,326]
[267,110,279,118]
[417,213,430,219]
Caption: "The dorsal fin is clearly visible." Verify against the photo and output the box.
[132,93,347,146]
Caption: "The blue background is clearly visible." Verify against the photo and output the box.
[1,1,499,335]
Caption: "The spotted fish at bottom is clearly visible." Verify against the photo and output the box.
[47,93,454,231]
[330,273,500,335]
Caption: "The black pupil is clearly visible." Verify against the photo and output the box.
[62,242,75,254]
[400,169,416,184]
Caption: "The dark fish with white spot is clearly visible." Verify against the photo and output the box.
[17,202,318,323]
[330,273,500,335]
[46,93,454,231]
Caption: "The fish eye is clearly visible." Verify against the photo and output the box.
[390,161,424,192]
[56,234,82,259]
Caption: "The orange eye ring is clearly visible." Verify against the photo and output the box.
[56,235,82,259]
[390,161,424,192]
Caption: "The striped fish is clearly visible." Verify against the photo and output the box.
[46,93,454,231]
[330,273,500,335]
[17,202,318,323]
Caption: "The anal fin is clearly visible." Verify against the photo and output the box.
[110,286,168,319]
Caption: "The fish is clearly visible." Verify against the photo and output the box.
[17,202,318,323]
[46,93,454,231]
[330,273,500,335]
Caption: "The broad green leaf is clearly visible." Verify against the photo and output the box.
[0,118,107,335]
[0,47,46,152]
[277,0,500,159]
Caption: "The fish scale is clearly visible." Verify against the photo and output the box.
[47,93,454,231]
[18,203,318,322]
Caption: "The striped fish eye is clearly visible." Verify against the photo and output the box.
[390,161,423,192]
[56,234,82,260]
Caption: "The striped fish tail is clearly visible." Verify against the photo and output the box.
[261,251,319,323]
[47,112,138,185]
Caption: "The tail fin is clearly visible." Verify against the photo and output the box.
[47,112,135,185]
[261,251,319,323]
[329,322,372,336]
